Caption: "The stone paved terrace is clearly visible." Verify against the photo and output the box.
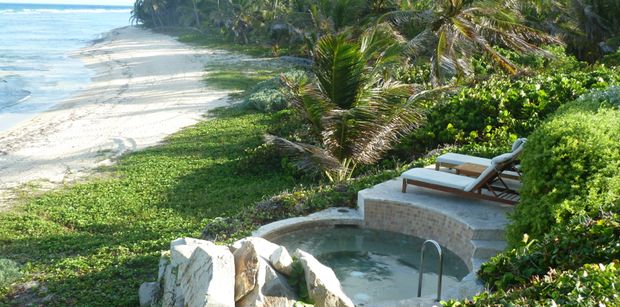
[358,176,514,272]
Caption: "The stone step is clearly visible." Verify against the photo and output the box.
[472,240,507,259]
[471,229,505,241]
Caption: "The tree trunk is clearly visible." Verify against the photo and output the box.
[192,0,201,27]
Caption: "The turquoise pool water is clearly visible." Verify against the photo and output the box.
[272,226,469,306]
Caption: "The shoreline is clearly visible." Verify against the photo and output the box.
[0,26,242,210]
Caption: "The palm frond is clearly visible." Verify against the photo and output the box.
[322,79,421,164]
[379,9,433,25]
[264,135,341,174]
[313,34,366,109]
[281,74,330,139]
[404,28,436,59]
[360,22,406,61]
[451,16,518,75]
[352,105,425,164]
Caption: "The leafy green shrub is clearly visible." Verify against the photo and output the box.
[393,62,431,85]
[393,67,620,159]
[0,259,21,288]
[602,49,620,66]
[555,86,620,114]
[446,261,620,306]
[506,108,620,245]
[472,45,585,77]
[244,70,308,113]
[479,213,620,290]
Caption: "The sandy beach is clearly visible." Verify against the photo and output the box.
[0,26,242,209]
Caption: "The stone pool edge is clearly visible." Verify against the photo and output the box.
[253,208,485,302]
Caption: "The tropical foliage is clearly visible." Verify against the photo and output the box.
[392,66,620,158]
[518,0,620,62]
[131,0,620,63]
[2,0,617,305]
[266,27,428,182]
[444,89,620,305]
[383,0,560,84]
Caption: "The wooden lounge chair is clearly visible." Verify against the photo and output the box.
[401,149,523,205]
[435,138,526,180]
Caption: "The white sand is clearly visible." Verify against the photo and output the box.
[0,26,246,209]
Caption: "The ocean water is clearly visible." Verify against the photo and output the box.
[0,3,131,131]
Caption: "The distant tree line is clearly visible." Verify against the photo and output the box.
[131,0,620,63]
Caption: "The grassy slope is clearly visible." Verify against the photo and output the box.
[0,106,303,305]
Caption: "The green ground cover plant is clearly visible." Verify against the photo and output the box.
[199,161,429,243]
[0,259,21,288]
[478,213,620,290]
[202,57,293,93]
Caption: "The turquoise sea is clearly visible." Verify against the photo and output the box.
[0,3,131,131]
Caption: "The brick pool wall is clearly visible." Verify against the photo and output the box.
[363,199,476,270]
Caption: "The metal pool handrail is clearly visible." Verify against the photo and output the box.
[417,239,444,302]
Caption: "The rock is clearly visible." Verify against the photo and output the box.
[157,251,171,282]
[237,257,297,307]
[171,237,212,249]
[162,240,207,306]
[270,246,293,276]
[233,239,260,301]
[232,237,280,258]
[295,250,354,307]
[232,237,280,300]
[160,238,234,307]
[179,244,235,307]
[141,237,303,307]
[160,252,183,307]
[139,282,160,306]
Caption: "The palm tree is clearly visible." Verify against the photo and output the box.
[383,0,561,85]
[176,0,205,28]
[266,26,432,182]
[130,0,170,27]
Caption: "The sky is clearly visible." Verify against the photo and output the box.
[0,0,133,6]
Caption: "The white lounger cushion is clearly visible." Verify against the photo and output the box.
[436,153,492,167]
[464,165,496,192]
[402,168,476,190]
[436,138,527,168]
[512,138,527,152]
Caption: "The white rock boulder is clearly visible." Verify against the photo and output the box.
[236,257,297,307]
[138,282,159,306]
[159,238,235,307]
[233,237,297,305]
[180,244,235,307]
[295,249,354,307]
[141,237,354,307]
[269,246,293,276]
